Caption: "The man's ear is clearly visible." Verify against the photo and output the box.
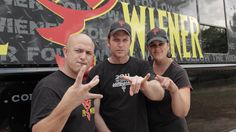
[63,47,67,58]
[106,38,111,48]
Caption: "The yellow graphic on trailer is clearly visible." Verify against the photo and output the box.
[34,1,203,61]
[52,0,60,3]
[0,43,9,55]
[121,2,203,60]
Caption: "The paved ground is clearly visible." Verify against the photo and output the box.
[186,77,236,132]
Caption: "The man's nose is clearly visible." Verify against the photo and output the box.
[80,52,86,59]
[118,41,124,47]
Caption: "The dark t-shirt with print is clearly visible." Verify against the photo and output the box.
[146,61,192,132]
[88,57,154,132]
[30,70,95,132]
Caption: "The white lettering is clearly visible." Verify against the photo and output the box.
[0,17,58,35]
[11,94,32,103]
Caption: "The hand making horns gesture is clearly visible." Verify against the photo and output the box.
[122,73,150,96]
[155,74,178,94]
[63,65,103,109]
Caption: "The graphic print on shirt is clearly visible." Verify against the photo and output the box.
[112,73,131,92]
[82,99,95,121]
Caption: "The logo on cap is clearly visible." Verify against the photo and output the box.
[118,20,125,27]
[152,28,159,35]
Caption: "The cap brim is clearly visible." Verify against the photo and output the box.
[110,28,131,37]
[147,37,167,45]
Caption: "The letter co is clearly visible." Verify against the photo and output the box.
[11,94,32,103]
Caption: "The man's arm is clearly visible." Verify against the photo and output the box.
[32,96,77,132]
[32,66,102,132]
[94,98,111,132]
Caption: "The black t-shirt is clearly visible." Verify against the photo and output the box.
[88,57,154,132]
[30,70,95,132]
[146,61,192,132]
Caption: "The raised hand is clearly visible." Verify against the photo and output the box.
[122,73,150,96]
[63,65,103,109]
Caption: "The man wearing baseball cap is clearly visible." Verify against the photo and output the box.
[146,27,192,132]
[87,21,164,132]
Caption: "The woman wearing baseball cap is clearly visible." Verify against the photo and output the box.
[146,27,192,132]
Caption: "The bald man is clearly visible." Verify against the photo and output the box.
[30,33,102,132]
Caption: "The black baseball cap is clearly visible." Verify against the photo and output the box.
[108,20,131,37]
[146,27,168,46]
